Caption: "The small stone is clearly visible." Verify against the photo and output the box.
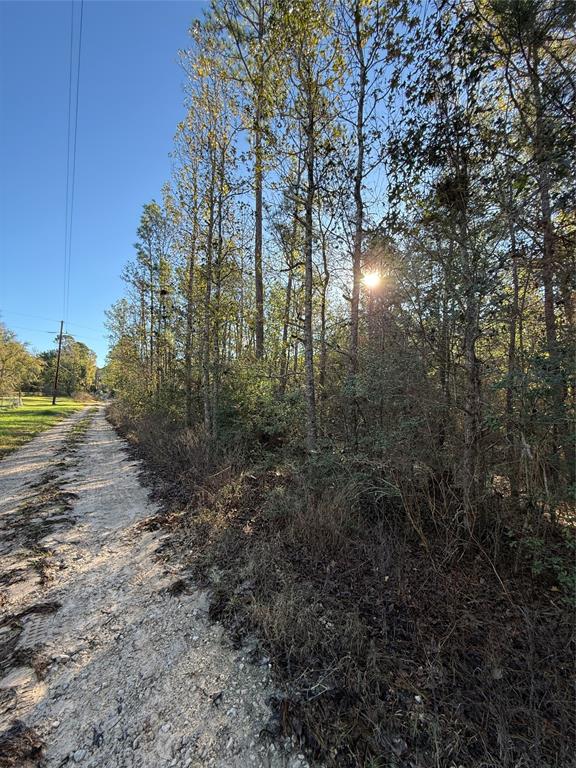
[73,749,87,762]
[391,737,407,757]
[161,723,171,733]
[52,720,60,729]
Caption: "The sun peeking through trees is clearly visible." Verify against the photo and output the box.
[104,3,575,764]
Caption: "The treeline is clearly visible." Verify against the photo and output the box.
[107,0,574,512]
[0,322,97,397]
[106,2,574,765]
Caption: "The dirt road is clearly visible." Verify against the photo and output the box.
[0,406,306,768]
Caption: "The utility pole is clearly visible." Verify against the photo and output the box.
[52,320,64,405]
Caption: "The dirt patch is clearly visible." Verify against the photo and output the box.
[10,647,50,681]
[17,602,61,620]
[0,622,22,676]
[59,409,98,455]
[0,411,96,562]
[0,603,62,686]
[164,578,192,597]
[0,409,95,746]
[0,720,43,768]
[0,407,309,768]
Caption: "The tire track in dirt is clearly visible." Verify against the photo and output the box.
[0,407,309,768]
[1,407,95,758]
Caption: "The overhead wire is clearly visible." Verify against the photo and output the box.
[2,3,92,360]
[7,324,102,345]
[1,311,103,334]
[63,0,84,331]
[62,0,74,325]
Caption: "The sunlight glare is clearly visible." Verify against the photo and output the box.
[362,271,381,289]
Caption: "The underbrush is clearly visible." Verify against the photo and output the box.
[108,404,575,768]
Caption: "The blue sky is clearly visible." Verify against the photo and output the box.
[0,0,206,365]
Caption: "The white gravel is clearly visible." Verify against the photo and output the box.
[0,407,309,768]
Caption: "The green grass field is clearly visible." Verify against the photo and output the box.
[0,396,87,459]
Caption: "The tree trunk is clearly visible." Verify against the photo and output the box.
[531,58,558,362]
[506,219,520,498]
[211,144,226,435]
[254,83,265,359]
[279,266,293,397]
[185,173,199,428]
[303,89,317,450]
[437,263,451,452]
[148,256,155,390]
[318,216,329,398]
[280,159,302,396]
[463,278,482,529]
[349,1,366,378]
[139,284,147,364]
[348,0,367,443]
[318,281,328,396]
[530,49,568,479]
[202,152,217,437]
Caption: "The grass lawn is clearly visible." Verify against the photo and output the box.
[0,396,87,459]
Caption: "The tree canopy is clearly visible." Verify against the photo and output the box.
[105,3,575,764]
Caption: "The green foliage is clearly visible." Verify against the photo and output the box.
[40,336,97,396]
[217,361,304,447]
[0,395,86,457]
[0,323,42,395]
[105,2,575,764]
[518,528,576,605]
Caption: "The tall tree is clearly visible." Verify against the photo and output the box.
[211,0,279,359]
[278,0,342,450]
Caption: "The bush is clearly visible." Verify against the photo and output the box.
[108,405,575,768]
[217,361,305,448]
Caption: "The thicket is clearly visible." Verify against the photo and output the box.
[106,1,575,765]
[0,323,96,398]
[0,323,42,396]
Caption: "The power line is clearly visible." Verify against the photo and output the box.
[62,0,74,323]
[65,0,84,327]
[5,325,60,335]
[1,311,60,324]
[2,310,103,334]
[63,0,84,330]
[6,324,102,344]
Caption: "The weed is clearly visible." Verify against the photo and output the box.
[109,408,576,768]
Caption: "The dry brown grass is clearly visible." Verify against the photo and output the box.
[108,407,576,768]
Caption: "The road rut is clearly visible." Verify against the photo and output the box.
[0,407,306,768]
